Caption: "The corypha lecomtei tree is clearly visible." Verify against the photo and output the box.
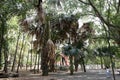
[21,0,56,76]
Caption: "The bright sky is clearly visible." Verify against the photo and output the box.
[78,16,101,28]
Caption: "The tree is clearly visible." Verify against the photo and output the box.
[78,0,120,80]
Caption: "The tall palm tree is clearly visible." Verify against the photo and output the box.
[20,0,54,76]
[11,30,21,71]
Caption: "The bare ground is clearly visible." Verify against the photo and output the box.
[0,69,120,80]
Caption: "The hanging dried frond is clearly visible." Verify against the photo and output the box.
[20,14,36,32]
[46,39,55,72]
[33,40,38,49]
[20,19,30,32]
[79,23,90,32]
[70,21,79,37]
[29,28,36,36]
[77,22,94,40]
[46,39,55,60]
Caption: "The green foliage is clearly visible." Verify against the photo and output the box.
[111,14,120,27]
[63,44,72,55]
[63,43,83,56]
[76,41,84,49]
[94,46,120,60]
[69,48,80,55]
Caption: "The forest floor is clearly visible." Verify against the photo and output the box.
[0,69,120,80]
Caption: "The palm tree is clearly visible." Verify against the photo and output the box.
[11,30,21,71]
[16,33,25,73]
[20,0,55,76]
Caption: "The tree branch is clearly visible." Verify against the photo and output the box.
[78,0,90,5]
[88,0,119,28]
[38,0,42,6]
[117,0,120,13]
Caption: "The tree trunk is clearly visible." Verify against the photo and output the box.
[34,52,38,73]
[41,38,49,76]
[69,56,74,75]
[41,46,49,76]
[0,18,5,69]
[74,56,79,72]
[37,0,50,76]
[11,30,20,71]
[3,40,8,73]
[30,36,33,70]
[26,50,30,70]
[0,16,8,73]
[108,31,116,80]
[20,43,26,69]
[82,58,86,72]
[37,49,41,73]
[16,34,25,73]
[41,23,49,76]
[0,32,1,69]
[100,56,103,69]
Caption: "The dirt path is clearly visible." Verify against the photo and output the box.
[0,69,120,80]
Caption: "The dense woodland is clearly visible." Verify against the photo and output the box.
[0,0,120,79]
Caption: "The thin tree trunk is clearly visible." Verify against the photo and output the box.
[20,43,26,69]
[117,0,120,13]
[3,40,8,73]
[37,49,41,73]
[11,30,20,71]
[0,31,1,69]
[26,50,30,70]
[107,1,116,79]
[0,16,8,73]
[34,52,38,73]
[30,36,33,69]
[0,43,2,69]
[69,56,74,75]
[82,58,86,72]
[0,18,5,69]
[100,56,103,69]
[16,34,25,73]
[108,30,116,80]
